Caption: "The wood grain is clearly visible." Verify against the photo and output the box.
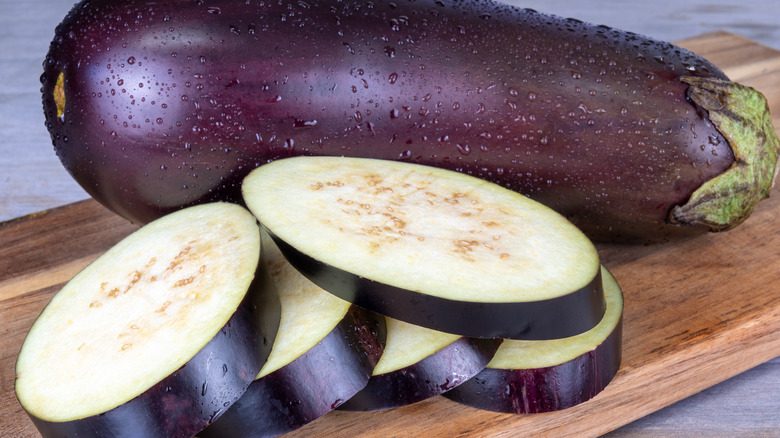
[1,31,779,437]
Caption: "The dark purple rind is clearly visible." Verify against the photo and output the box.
[199,305,386,438]
[338,336,502,411]
[43,0,735,243]
[25,258,281,438]
[443,317,623,413]
[269,230,605,341]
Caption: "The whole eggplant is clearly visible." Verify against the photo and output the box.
[42,0,779,242]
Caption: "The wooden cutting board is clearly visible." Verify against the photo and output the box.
[1,31,779,437]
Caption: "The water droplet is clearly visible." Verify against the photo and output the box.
[527,92,537,101]
[126,56,136,65]
[207,6,221,14]
[293,119,317,128]
[384,46,396,58]
[708,135,721,146]
[388,72,398,84]
[456,143,471,155]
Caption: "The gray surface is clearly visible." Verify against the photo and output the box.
[1,0,778,436]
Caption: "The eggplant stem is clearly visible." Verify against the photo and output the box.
[671,76,780,231]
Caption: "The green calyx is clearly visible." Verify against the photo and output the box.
[670,76,780,231]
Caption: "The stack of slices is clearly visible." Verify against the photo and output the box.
[16,157,623,437]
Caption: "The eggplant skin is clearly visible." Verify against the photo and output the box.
[271,231,606,341]
[199,306,386,438]
[25,261,281,438]
[45,0,771,242]
[444,317,622,413]
[338,336,501,412]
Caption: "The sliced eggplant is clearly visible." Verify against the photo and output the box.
[200,232,386,438]
[338,318,501,411]
[444,266,623,413]
[14,203,280,438]
[242,156,604,340]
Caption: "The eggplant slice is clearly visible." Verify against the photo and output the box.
[444,266,623,413]
[338,318,501,411]
[242,156,604,340]
[15,203,280,438]
[200,232,386,438]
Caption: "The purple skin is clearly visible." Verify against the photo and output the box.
[271,231,605,341]
[42,0,734,242]
[24,262,282,438]
[444,318,622,413]
[199,306,386,438]
[338,336,502,412]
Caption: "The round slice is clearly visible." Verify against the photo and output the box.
[200,232,386,438]
[444,266,623,413]
[242,156,604,340]
[338,318,501,411]
[15,203,281,437]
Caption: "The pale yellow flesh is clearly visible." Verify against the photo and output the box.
[372,318,461,376]
[15,203,261,422]
[243,157,599,303]
[257,233,351,378]
[487,266,623,370]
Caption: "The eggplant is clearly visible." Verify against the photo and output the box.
[201,232,386,438]
[242,156,604,340]
[444,266,623,413]
[14,203,281,438]
[338,318,501,411]
[42,0,779,242]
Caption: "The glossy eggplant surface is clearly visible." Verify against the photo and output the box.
[42,0,780,242]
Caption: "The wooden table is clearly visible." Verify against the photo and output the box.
[2,1,779,436]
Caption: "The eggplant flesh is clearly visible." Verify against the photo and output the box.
[338,318,501,411]
[14,203,281,437]
[243,156,605,340]
[42,0,780,242]
[444,266,623,413]
[201,233,386,438]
